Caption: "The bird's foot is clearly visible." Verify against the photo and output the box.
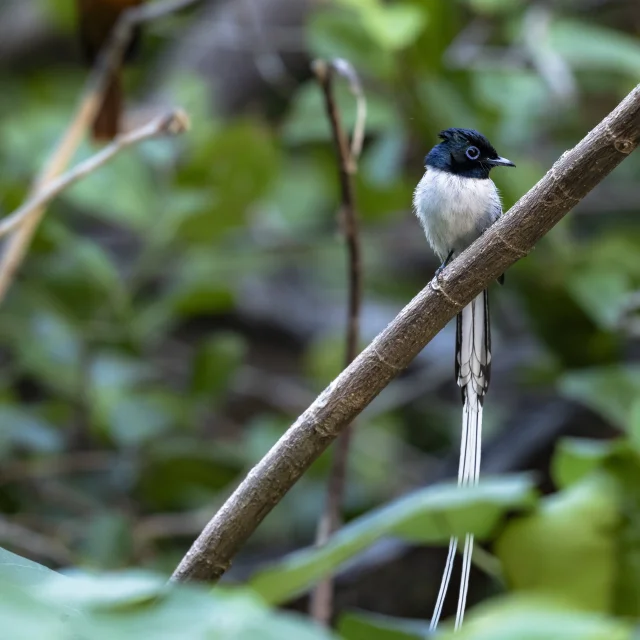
[435,250,455,278]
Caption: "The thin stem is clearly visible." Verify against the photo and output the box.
[309,59,365,625]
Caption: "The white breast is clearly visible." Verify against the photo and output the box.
[413,167,502,261]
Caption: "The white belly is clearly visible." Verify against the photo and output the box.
[413,167,502,261]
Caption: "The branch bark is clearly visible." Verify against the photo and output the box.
[171,83,640,584]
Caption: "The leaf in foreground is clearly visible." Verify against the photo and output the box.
[250,475,536,605]
[437,595,631,640]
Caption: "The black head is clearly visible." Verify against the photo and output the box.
[424,128,515,179]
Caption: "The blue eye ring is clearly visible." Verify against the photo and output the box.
[466,146,480,160]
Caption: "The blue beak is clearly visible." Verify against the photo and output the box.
[488,156,516,168]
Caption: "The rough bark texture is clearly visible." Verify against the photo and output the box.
[171,83,640,584]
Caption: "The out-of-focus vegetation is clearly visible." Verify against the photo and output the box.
[1,0,640,637]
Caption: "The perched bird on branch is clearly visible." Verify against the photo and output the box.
[413,128,515,631]
[77,0,144,141]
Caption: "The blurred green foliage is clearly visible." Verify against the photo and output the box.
[251,476,536,605]
[1,0,640,636]
[0,549,339,639]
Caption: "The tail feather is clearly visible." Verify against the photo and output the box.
[456,534,475,630]
[92,70,122,142]
[429,537,457,631]
[455,399,483,630]
[430,290,490,631]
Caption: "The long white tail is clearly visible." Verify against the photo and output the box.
[429,291,490,631]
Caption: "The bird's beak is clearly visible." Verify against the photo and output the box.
[488,156,516,168]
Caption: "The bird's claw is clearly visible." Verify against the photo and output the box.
[435,250,454,279]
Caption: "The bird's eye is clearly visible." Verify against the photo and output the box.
[466,146,480,160]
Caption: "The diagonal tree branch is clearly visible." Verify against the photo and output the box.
[171,83,640,584]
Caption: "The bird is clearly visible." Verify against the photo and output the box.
[76,0,145,141]
[412,128,515,631]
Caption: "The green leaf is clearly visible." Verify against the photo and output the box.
[283,81,399,146]
[0,547,61,588]
[361,129,407,187]
[80,512,133,570]
[40,0,75,29]
[90,588,339,640]
[465,0,524,14]
[90,353,152,392]
[36,571,164,611]
[88,352,177,446]
[15,305,83,397]
[551,442,640,617]
[0,405,62,457]
[30,572,340,640]
[355,173,414,222]
[0,580,69,640]
[308,8,395,77]
[566,267,631,330]
[585,234,640,280]
[310,0,426,79]
[191,333,247,397]
[175,122,280,244]
[0,83,74,178]
[628,398,640,453]
[0,551,80,640]
[259,158,334,233]
[549,20,640,78]
[558,365,640,431]
[40,233,128,321]
[358,3,427,51]
[103,393,176,448]
[163,248,236,318]
[418,78,480,132]
[0,556,342,638]
[67,150,159,233]
[439,595,632,640]
[471,71,549,148]
[250,475,536,604]
[305,335,346,387]
[496,472,620,613]
[551,437,618,489]
[138,438,242,510]
[600,451,640,618]
[339,610,430,639]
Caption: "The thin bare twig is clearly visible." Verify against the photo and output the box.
[170,84,640,585]
[309,58,366,625]
[0,111,189,239]
[331,59,367,162]
[0,0,201,303]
